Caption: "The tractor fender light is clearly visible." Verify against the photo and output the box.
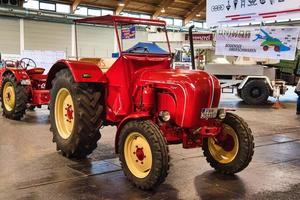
[82,73,92,78]
[218,109,226,120]
[20,79,31,86]
[159,111,171,122]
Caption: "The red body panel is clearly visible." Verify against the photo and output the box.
[46,60,107,89]
[32,90,50,105]
[105,54,172,122]
[137,69,221,128]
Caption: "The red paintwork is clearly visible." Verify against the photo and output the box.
[46,60,107,89]
[47,15,225,151]
[0,62,50,108]
[32,90,50,105]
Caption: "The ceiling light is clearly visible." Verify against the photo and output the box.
[161,8,165,13]
[196,13,201,17]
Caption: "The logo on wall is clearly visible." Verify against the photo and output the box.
[269,0,275,5]
[248,0,257,6]
[211,4,225,12]
[241,0,246,7]
[234,0,238,9]
[226,0,231,11]
[260,0,266,4]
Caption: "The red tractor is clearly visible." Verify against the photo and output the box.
[46,16,254,190]
[0,58,50,120]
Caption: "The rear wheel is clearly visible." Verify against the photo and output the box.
[118,120,170,190]
[203,113,254,174]
[1,73,27,120]
[50,69,103,158]
[241,79,270,105]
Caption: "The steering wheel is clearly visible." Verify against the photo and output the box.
[20,58,37,69]
[4,60,18,68]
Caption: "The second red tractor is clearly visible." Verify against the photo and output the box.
[0,58,50,120]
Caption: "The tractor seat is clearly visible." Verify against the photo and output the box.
[80,58,117,72]
[26,68,45,75]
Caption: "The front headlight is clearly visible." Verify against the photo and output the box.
[218,109,226,120]
[159,111,171,122]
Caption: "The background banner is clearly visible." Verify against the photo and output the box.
[207,0,300,27]
[215,27,299,60]
[121,26,136,40]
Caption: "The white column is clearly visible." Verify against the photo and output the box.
[20,19,24,54]
[114,29,119,54]
[71,24,76,57]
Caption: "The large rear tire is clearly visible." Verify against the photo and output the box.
[203,113,254,174]
[241,79,270,105]
[50,69,103,158]
[1,73,27,120]
[118,120,170,190]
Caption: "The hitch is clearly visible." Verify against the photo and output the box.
[182,126,221,149]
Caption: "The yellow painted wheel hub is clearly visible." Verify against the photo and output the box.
[55,88,75,139]
[208,124,239,164]
[3,82,15,112]
[124,132,152,179]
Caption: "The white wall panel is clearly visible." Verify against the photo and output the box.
[77,25,114,58]
[24,20,72,56]
[0,18,20,54]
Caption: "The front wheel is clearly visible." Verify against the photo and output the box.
[50,69,103,158]
[203,113,254,174]
[118,120,170,190]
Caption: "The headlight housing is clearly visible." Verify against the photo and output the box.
[159,111,171,122]
[218,109,226,120]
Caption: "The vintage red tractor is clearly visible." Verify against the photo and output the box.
[0,58,50,120]
[46,16,254,190]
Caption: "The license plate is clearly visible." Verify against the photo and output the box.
[201,108,218,119]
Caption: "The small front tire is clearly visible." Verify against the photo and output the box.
[203,113,254,174]
[118,120,170,190]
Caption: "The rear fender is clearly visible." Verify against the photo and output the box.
[46,59,107,89]
[2,69,30,84]
[238,76,273,90]
[114,113,151,154]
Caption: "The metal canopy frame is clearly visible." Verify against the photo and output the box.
[74,15,171,59]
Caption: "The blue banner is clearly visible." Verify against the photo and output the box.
[121,26,136,40]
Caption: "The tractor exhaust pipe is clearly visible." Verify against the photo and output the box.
[189,25,196,70]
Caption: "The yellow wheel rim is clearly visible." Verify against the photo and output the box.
[54,88,75,139]
[208,124,239,164]
[124,132,152,179]
[3,82,15,112]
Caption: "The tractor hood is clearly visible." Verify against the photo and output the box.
[137,69,221,128]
